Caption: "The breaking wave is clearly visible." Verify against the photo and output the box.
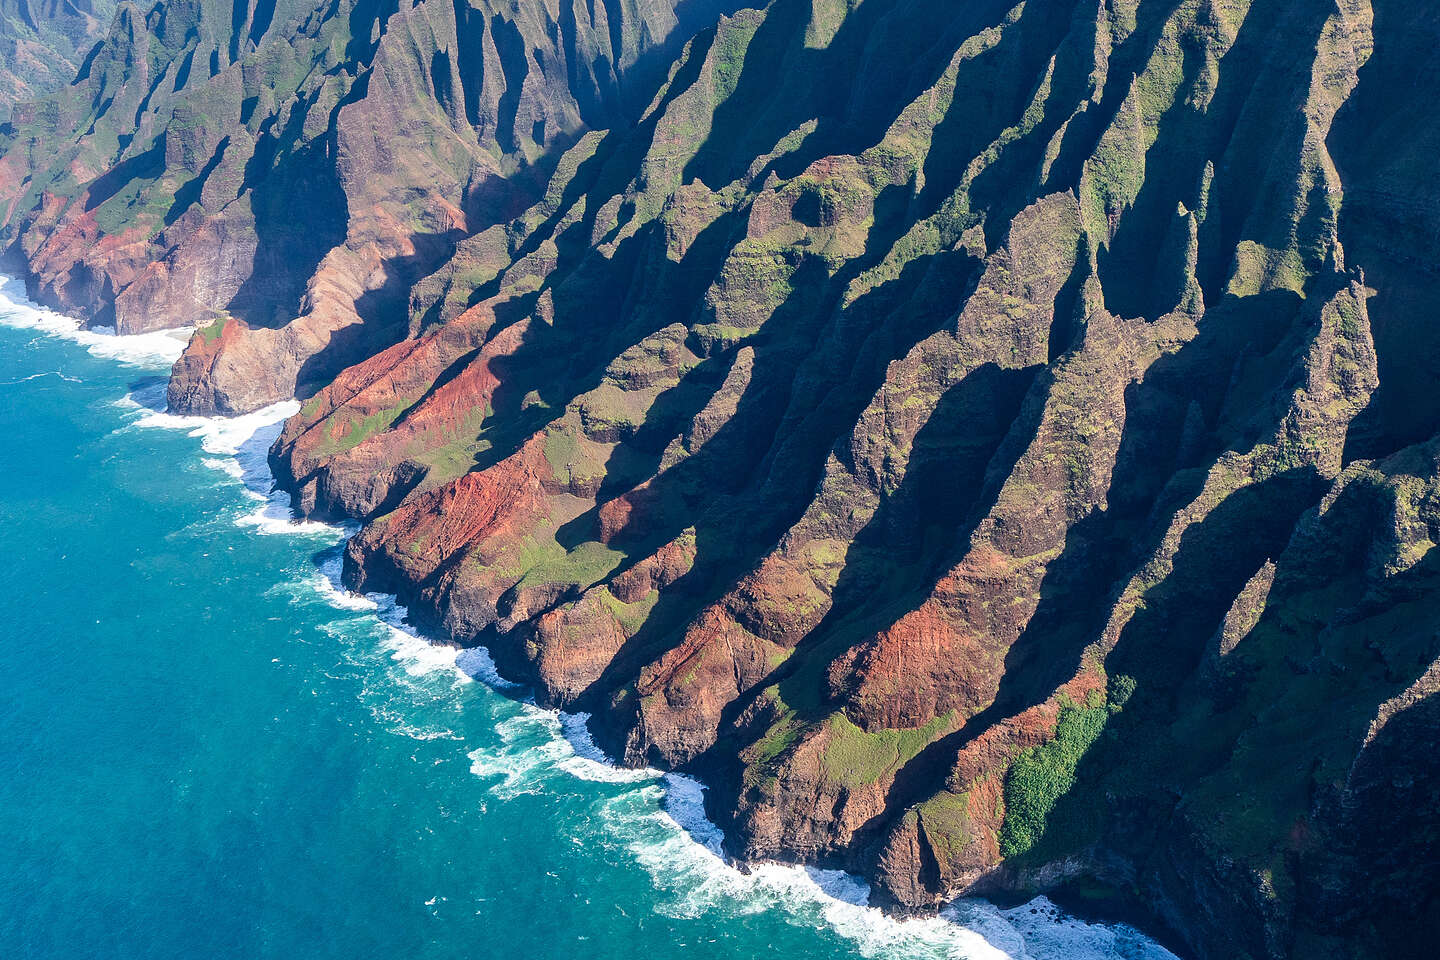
[0,275,190,368]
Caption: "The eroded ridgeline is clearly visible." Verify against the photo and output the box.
[4,1,1438,958]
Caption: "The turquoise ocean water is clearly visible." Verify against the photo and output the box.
[0,278,1178,960]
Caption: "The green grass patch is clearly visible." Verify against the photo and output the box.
[752,704,802,767]
[486,534,564,580]
[197,315,228,344]
[315,398,412,457]
[514,540,626,593]
[541,424,608,484]
[92,176,171,236]
[597,586,659,636]
[821,710,956,790]
[917,789,973,864]
[739,689,802,790]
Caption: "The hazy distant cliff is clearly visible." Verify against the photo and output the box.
[0,0,114,118]
[4,2,1439,958]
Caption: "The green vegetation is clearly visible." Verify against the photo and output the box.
[197,316,228,344]
[487,534,564,580]
[542,423,610,486]
[999,692,1110,859]
[916,789,973,864]
[821,710,956,789]
[92,175,171,236]
[751,695,802,767]
[711,18,759,102]
[315,398,413,457]
[413,406,497,485]
[514,540,626,593]
[596,586,659,635]
[4,3,1435,955]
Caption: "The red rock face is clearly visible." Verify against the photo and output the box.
[10,0,1440,957]
[832,563,1017,732]
[23,198,155,327]
[348,435,549,593]
[274,308,523,518]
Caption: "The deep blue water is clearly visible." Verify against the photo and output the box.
[0,282,1177,960]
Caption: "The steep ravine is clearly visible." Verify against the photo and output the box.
[3,1,1439,958]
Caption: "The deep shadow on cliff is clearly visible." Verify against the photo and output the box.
[4,1,1440,958]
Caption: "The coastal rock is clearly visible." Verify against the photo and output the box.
[6,0,1440,957]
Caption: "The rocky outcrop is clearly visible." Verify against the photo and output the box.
[5,1,1440,958]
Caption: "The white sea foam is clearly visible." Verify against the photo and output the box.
[0,274,190,367]
[310,554,379,612]
[454,704,1175,958]
[305,550,520,691]
[464,705,659,797]
[587,772,1180,960]
[0,370,84,385]
[461,713,1179,960]
[555,712,659,784]
[14,272,1179,960]
[119,389,342,537]
[583,775,1007,958]
[202,457,246,479]
[467,710,576,798]
[453,646,516,688]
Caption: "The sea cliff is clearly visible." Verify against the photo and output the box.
[3,2,1438,957]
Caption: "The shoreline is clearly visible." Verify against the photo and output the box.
[0,273,1186,959]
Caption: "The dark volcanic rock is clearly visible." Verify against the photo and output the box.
[6,1,1440,958]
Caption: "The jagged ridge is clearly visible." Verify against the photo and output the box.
[4,1,1440,958]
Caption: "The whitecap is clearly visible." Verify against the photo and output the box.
[0,370,84,385]
[118,392,341,538]
[379,624,469,680]
[306,554,462,678]
[309,561,380,612]
[453,646,518,688]
[467,710,575,798]
[201,457,245,479]
[464,705,654,796]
